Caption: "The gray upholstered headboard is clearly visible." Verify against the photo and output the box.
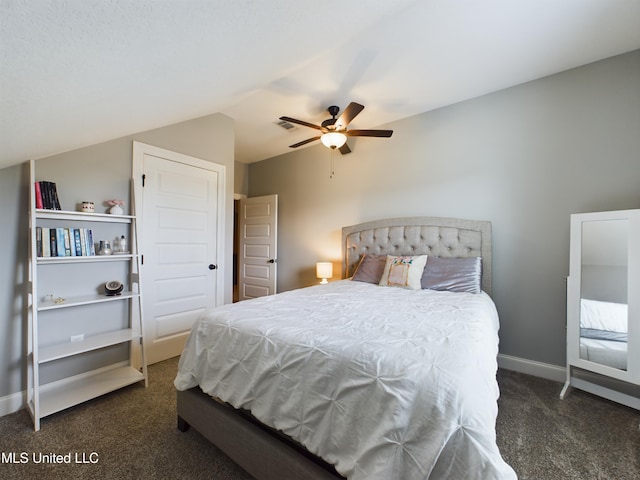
[342,216,492,295]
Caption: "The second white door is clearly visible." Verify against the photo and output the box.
[238,195,278,300]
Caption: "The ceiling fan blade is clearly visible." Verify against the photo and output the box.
[339,143,351,155]
[280,116,324,131]
[289,136,321,148]
[335,102,364,129]
[346,129,393,138]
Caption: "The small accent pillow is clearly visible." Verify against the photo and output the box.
[352,254,387,284]
[421,256,482,294]
[379,255,428,290]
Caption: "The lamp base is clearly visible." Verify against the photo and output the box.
[319,278,328,284]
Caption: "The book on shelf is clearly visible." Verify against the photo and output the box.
[49,229,57,257]
[34,182,44,209]
[36,227,42,257]
[87,229,95,255]
[63,228,72,256]
[41,227,51,257]
[34,181,61,210]
[36,226,95,258]
[55,228,66,256]
[79,229,87,256]
[73,229,83,256]
[69,229,76,256]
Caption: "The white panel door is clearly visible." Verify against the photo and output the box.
[134,142,225,364]
[238,195,277,300]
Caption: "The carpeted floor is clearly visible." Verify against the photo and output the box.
[496,369,640,480]
[0,357,638,479]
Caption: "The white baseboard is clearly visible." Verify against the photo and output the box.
[0,390,26,418]
[498,353,566,383]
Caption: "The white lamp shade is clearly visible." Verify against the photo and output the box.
[316,262,333,283]
[320,132,347,149]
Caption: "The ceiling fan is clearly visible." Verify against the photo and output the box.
[280,102,393,154]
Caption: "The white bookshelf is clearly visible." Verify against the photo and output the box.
[39,329,142,363]
[37,254,137,265]
[37,291,138,311]
[35,208,135,222]
[35,364,145,418]
[27,159,147,431]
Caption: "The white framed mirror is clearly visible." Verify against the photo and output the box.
[561,209,640,410]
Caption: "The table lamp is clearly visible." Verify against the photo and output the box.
[316,262,333,284]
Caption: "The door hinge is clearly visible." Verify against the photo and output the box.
[142,174,146,187]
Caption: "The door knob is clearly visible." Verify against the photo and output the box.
[268,259,276,264]
[208,264,217,270]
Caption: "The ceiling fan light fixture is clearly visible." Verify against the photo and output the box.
[321,131,347,149]
[282,102,392,154]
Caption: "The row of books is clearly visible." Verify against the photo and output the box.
[34,181,61,210]
[36,227,95,257]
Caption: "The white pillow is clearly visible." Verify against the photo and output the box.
[379,255,428,290]
[580,298,627,333]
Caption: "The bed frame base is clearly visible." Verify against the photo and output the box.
[177,387,344,480]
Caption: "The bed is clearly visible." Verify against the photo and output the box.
[174,216,516,480]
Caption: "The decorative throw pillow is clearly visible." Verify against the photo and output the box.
[379,255,428,290]
[421,256,482,294]
[352,254,387,284]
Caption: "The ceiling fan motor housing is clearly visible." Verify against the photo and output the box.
[322,105,340,129]
[321,118,337,129]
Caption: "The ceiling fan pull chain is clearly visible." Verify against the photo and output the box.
[330,149,335,179]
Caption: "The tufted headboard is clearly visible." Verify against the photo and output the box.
[342,216,492,295]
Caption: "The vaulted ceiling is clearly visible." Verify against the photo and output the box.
[1,0,639,170]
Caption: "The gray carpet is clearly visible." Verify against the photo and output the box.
[496,369,640,480]
[0,357,638,479]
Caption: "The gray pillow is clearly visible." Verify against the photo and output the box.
[421,256,482,294]
[352,254,387,284]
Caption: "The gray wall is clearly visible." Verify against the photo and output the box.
[248,50,640,367]
[0,164,30,399]
[0,113,234,400]
[234,161,249,197]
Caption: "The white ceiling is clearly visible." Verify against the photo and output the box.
[1,0,639,170]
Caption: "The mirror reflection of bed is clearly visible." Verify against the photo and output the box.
[579,218,628,371]
[580,298,628,370]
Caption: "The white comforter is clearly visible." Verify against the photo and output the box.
[174,280,516,480]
